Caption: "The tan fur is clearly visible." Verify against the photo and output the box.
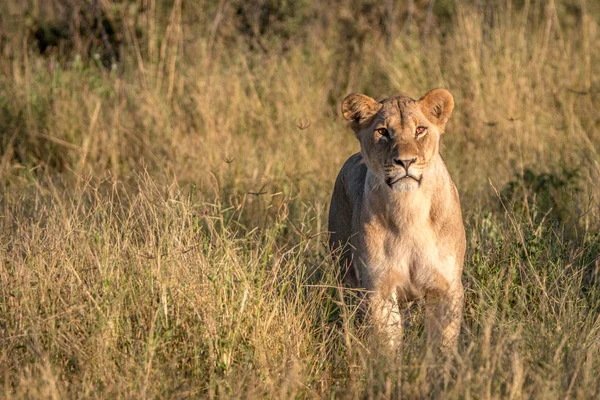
[329,89,466,352]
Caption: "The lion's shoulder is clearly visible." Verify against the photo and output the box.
[336,152,367,202]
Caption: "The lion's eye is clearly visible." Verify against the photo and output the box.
[376,128,389,138]
[416,126,427,136]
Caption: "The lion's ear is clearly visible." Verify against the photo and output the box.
[418,89,454,133]
[342,93,381,131]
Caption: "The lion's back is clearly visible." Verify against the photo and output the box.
[328,153,366,277]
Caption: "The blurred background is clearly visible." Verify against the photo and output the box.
[1,1,599,398]
[1,0,598,209]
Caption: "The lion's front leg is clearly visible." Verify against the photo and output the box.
[425,281,464,353]
[368,290,404,351]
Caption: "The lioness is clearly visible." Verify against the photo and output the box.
[328,89,465,351]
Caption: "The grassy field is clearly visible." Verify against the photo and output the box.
[1,0,600,398]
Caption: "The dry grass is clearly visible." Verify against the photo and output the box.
[1,0,600,398]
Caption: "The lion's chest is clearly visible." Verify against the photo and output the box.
[356,217,452,299]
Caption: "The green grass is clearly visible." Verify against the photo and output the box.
[1,0,600,398]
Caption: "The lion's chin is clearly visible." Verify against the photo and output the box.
[388,177,420,192]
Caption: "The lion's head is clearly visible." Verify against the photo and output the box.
[342,89,454,192]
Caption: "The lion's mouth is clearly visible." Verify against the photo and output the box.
[385,174,421,187]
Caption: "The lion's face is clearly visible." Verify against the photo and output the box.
[342,89,454,192]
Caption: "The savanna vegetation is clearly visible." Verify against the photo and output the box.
[1,0,599,398]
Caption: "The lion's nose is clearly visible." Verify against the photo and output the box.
[393,157,417,170]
